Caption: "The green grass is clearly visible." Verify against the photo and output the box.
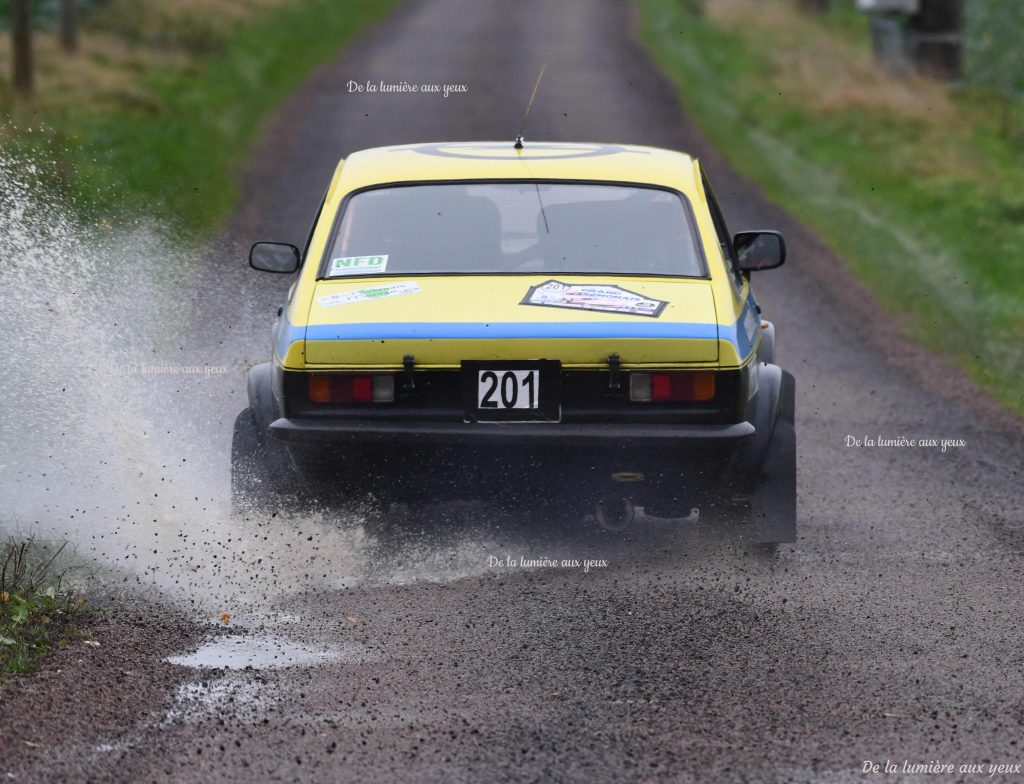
[1,539,88,675]
[3,0,400,239]
[638,0,1024,416]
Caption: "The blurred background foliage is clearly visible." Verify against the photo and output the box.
[1,0,247,53]
[964,0,1024,135]
[0,0,399,236]
[966,1,1024,93]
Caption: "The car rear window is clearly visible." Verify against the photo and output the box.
[322,182,706,279]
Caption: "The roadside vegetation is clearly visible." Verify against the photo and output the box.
[1,538,88,675]
[0,0,399,238]
[640,0,1024,416]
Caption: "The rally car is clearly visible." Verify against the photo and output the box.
[232,141,796,546]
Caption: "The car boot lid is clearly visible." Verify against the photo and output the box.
[295,275,722,369]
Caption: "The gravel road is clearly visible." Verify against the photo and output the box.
[3,1,1023,782]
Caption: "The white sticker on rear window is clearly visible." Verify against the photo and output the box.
[328,254,389,276]
[521,280,667,318]
[316,281,421,308]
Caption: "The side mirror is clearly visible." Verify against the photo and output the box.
[734,231,786,273]
[250,242,300,274]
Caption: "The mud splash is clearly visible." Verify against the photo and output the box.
[0,153,530,618]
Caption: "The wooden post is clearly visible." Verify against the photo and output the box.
[11,0,34,96]
[908,0,963,79]
[798,0,831,11]
[60,0,79,53]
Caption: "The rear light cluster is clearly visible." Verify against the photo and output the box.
[308,374,395,404]
[629,371,716,402]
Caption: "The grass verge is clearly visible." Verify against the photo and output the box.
[638,0,1024,416]
[2,0,400,239]
[1,539,89,676]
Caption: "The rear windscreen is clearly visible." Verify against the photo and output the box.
[322,182,706,278]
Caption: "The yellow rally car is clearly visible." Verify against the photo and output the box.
[232,141,795,545]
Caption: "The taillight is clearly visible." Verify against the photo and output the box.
[307,374,395,403]
[629,372,716,402]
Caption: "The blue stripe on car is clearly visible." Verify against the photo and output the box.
[303,321,720,342]
[279,309,759,359]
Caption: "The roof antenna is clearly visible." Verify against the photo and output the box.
[514,61,547,150]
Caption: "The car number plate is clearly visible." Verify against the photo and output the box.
[461,360,561,423]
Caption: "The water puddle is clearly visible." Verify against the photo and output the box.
[161,632,380,726]
[166,633,356,670]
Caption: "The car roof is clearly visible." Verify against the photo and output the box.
[334,142,702,198]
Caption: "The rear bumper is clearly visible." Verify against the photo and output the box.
[268,417,756,448]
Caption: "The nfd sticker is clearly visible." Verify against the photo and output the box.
[328,254,389,277]
[521,280,667,318]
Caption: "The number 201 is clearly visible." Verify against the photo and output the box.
[479,370,536,409]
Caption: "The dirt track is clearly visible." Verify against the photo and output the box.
[3,1,1023,782]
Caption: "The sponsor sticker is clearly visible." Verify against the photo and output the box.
[520,280,667,318]
[316,281,421,308]
[328,254,389,277]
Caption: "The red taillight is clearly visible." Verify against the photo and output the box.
[352,376,373,401]
[651,374,672,400]
[630,372,716,402]
[307,374,394,404]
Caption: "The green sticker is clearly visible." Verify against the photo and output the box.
[316,281,421,308]
[328,254,389,276]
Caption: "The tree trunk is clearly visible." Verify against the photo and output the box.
[61,0,79,53]
[12,0,34,96]
[798,0,831,11]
